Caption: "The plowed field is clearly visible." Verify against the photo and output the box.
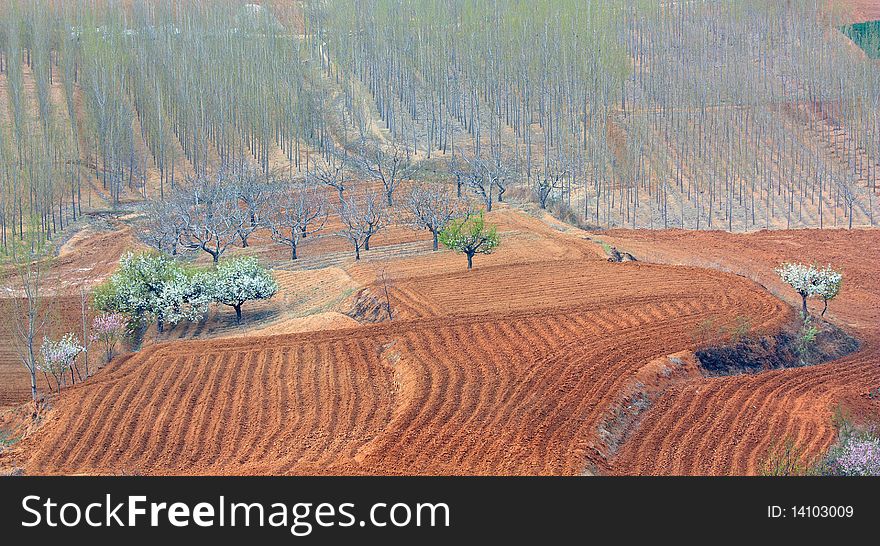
[601,228,880,474]
[2,253,790,474]
[3,206,875,475]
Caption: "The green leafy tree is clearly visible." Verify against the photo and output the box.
[438,211,500,269]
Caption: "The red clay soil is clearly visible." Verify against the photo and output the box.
[601,228,880,474]
[51,222,146,292]
[0,254,789,475]
[3,206,873,476]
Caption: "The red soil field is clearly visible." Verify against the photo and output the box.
[600,228,880,474]
[0,222,791,474]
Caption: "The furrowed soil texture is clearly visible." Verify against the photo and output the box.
[0,297,96,411]
[0,204,809,475]
[600,228,880,474]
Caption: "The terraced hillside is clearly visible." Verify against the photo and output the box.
[1,236,791,474]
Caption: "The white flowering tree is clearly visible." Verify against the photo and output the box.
[776,262,818,318]
[94,252,209,333]
[815,266,843,318]
[776,262,843,318]
[208,257,278,324]
[156,270,212,329]
[38,333,84,393]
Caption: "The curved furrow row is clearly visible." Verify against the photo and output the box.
[252,346,295,463]
[201,352,244,467]
[182,351,229,464]
[135,352,206,471]
[65,350,178,471]
[313,340,355,467]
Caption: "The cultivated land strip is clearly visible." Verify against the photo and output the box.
[2,256,790,475]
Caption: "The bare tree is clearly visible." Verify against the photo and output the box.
[378,268,394,321]
[403,183,466,250]
[141,199,185,256]
[4,239,50,419]
[352,142,418,206]
[177,173,243,264]
[266,181,328,260]
[79,284,91,379]
[449,154,466,199]
[230,163,273,247]
[452,151,509,212]
[336,190,389,260]
[310,156,347,202]
[535,158,568,209]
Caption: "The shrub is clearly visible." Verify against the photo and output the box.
[759,437,818,476]
[90,312,127,363]
[824,435,880,476]
[821,409,880,476]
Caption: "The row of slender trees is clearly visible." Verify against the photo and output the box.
[310,0,880,230]
[0,1,331,253]
[141,159,472,264]
[1,0,877,259]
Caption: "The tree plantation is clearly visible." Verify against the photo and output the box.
[0,0,877,255]
[315,0,880,230]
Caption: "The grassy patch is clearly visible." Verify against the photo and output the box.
[842,20,880,58]
[0,428,21,451]
[303,287,356,316]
